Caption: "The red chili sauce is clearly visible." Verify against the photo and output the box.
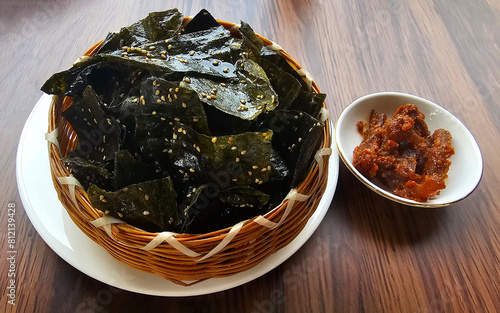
[353,104,455,202]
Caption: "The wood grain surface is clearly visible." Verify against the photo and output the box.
[1,0,500,312]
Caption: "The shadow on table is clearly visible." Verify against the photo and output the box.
[332,162,451,247]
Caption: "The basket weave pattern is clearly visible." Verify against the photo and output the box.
[47,19,331,286]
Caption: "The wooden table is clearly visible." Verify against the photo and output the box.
[1,0,500,312]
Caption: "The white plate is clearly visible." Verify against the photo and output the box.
[16,94,339,297]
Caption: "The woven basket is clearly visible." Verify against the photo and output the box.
[46,17,332,286]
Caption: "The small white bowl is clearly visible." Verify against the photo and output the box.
[335,92,483,207]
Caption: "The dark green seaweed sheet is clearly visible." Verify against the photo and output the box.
[136,26,236,62]
[256,110,324,186]
[169,122,274,186]
[289,90,326,120]
[183,58,277,122]
[258,58,302,109]
[61,156,113,191]
[113,149,160,190]
[238,21,264,61]
[97,9,184,53]
[178,184,270,234]
[87,177,180,232]
[220,186,270,209]
[138,77,210,134]
[180,9,220,34]
[62,86,121,162]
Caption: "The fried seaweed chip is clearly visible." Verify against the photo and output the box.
[183,58,277,123]
[62,86,121,162]
[140,26,235,62]
[238,21,264,60]
[139,77,210,134]
[259,48,327,119]
[180,9,220,34]
[101,26,238,81]
[219,186,270,209]
[87,177,181,232]
[259,48,306,89]
[179,185,270,234]
[169,122,274,186]
[268,149,291,182]
[97,9,184,53]
[113,149,160,190]
[257,110,324,186]
[258,58,302,109]
[178,184,225,234]
[66,62,136,102]
[143,137,173,172]
[62,156,113,191]
[288,89,326,120]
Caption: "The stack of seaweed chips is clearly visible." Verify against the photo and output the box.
[42,9,326,234]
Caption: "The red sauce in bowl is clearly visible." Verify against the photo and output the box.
[353,104,455,202]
